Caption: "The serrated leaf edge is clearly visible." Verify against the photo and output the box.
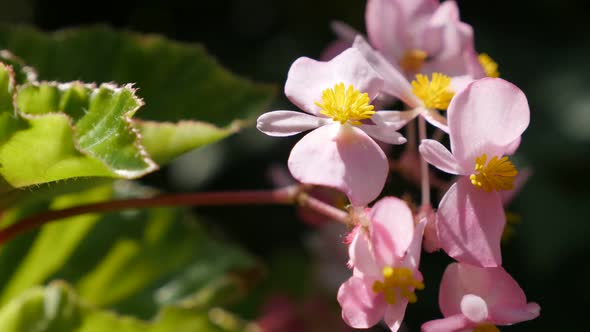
[12,77,159,179]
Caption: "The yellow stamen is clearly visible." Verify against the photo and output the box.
[470,154,518,192]
[315,83,375,125]
[400,49,428,73]
[371,267,424,305]
[478,53,500,78]
[411,73,454,110]
[474,324,500,332]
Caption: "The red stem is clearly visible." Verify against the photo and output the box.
[0,186,298,244]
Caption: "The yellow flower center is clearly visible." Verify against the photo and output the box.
[315,83,375,125]
[399,49,428,73]
[411,73,455,110]
[372,267,424,305]
[478,53,500,78]
[474,324,500,332]
[470,154,518,192]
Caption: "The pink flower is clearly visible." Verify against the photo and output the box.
[257,48,416,206]
[365,0,483,79]
[418,78,530,267]
[352,35,456,132]
[326,1,484,79]
[422,262,540,332]
[337,197,425,331]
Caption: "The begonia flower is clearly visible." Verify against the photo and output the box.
[337,197,426,331]
[325,1,502,132]
[257,48,417,206]
[353,35,457,132]
[421,262,540,332]
[365,0,483,79]
[418,78,529,267]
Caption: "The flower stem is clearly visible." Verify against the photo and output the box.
[418,116,430,207]
[297,192,350,225]
[406,118,417,152]
[0,185,349,245]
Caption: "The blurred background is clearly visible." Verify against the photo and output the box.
[0,0,588,331]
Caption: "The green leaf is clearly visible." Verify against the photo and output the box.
[0,181,261,320]
[17,82,157,177]
[0,185,113,304]
[137,120,235,165]
[0,282,85,332]
[0,78,158,189]
[0,25,275,164]
[0,282,229,332]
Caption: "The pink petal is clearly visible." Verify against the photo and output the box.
[419,139,464,175]
[436,177,505,267]
[401,219,426,270]
[460,294,489,323]
[337,276,386,328]
[421,109,449,132]
[421,314,475,332]
[488,303,540,325]
[360,124,407,145]
[365,0,406,61]
[352,36,421,107]
[349,226,381,278]
[362,109,422,144]
[331,21,360,43]
[464,47,487,79]
[369,197,415,266]
[397,0,438,18]
[384,301,409,332]
[256,111,327,136]
[421,1,476,77]
[285,48,384,115]
[505,136,521,155]
[450,75,475,94]
[483,268,528,308]
[439,263,493,318]
[372,109,421,129]
[448,78,530,170]
[288,124,388,206]
[439,263,534,320]
[420,205,441,253]
[320,39,352,61]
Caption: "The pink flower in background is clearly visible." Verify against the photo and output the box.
[421,263,540,332]
[338,197,425,331]
[257,294,356,332]
[257,48,416,206]
[419,78,530,267]
[325,0,484,80]
[365,0,483,78]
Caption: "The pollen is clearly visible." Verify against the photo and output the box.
[470,154,518,192]
[411,73,455,110]
[399,49,428,73]
[474,324,500,332]
[315,83,375,125]
[478,53,500,78]
[372,267,424,305]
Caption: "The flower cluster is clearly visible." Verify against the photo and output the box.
[257,0,540,331]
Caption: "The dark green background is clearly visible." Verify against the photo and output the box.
[1,0,588,331]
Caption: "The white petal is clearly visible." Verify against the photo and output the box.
[256,110,327,136]
[419,139,464,175]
